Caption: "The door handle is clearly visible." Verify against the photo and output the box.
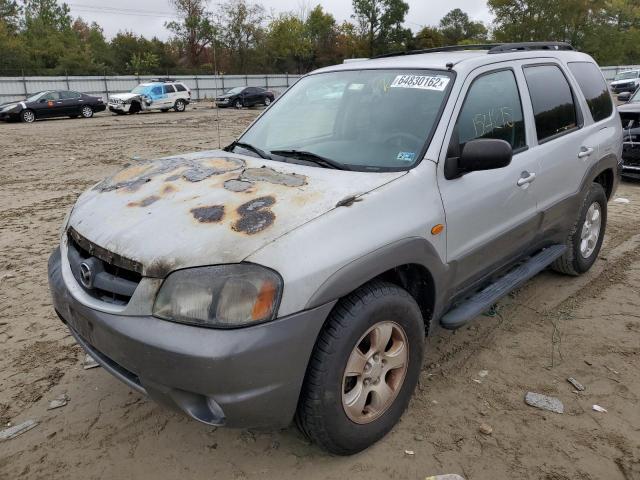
[517,171,536,187]
[578,146,595,158]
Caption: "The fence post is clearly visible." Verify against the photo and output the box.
[286,72,289,87]
[22,69,28,96]
[221,74,225,93]
[265,74,268,90]
[194,75,200,101]
[103,69,109,100]
[65,70,70,90]
[245,74,248,86]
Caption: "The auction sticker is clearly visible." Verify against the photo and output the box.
[390,75,450,91]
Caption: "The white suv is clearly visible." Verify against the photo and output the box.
[108,79,191,115]
[611,69,640,95]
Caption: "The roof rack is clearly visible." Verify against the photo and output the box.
[372,42,576,60]
[149,77,176,83]
[488,42,575,54]
[373,44,500,59]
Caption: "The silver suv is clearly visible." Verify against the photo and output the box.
[48,42,622,455]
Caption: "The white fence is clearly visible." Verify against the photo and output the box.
[0,66,637,102]
[601,65,640,81]
[0,74,303,102]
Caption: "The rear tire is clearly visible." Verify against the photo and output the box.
[552,182,607,276]
[174,99,186,112]
[296,281,424,455]
[20,109,35,123]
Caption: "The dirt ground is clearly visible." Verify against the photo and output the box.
[0,105,639,480]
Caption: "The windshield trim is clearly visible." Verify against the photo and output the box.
[236,67,457,173]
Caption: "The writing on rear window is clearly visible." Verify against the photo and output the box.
[390,75,450,91]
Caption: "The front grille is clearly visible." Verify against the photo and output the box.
[66,228,142,305]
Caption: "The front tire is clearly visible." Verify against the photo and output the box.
[552,182,607,276]
[234,99,243,109]
[264,97,272,106]
[296,281,424,455]
[20,109,35,123]
[81,105,94,118]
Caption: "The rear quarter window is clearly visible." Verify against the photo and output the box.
[567,62,613,122]
[523,65,579,143]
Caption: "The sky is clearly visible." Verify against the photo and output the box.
[63,0,493,40]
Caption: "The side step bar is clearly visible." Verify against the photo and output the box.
[440,245,567,330]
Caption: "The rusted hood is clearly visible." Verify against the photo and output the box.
[68,151,405,277]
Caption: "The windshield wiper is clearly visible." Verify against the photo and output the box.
[226,141,271,160]
[270,149,349,170]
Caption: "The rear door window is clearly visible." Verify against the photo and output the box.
[452,69,526,155]
[163,84,176,94]
[523,65,579,142]
[567,62,613,122]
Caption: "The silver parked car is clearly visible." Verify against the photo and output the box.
[49,42,621,455]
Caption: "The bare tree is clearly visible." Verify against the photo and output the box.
[166,0,216,66]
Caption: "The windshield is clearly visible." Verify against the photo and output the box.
[630,89,640,103]
[131,85,151,94]
[615,71,638,81]
[237,69,453,171]
[25,91,46,102]
[226,87,245,95]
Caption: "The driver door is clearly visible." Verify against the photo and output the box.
[438,64,542,292]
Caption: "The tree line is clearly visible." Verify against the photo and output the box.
[0,0,638,77]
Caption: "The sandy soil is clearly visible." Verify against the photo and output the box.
[0,106,639,480]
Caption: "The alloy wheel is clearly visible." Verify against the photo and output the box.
[342,321,409,424]
[580,202,602,259]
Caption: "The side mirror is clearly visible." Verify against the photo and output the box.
[445,139,513,180]
[618,91,632,103]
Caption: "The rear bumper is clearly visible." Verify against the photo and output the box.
[48,247,334,428]
[93,104,106,113]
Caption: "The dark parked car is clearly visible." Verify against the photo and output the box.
[0,90,106,123]
[215,86,275,109]
[618,90,640,179]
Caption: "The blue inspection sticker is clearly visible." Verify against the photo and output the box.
[397,151,416,162]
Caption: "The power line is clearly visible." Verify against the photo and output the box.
[66,3,181,19]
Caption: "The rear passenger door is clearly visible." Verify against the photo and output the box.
[162,84,177,108]
[438,64,542,290]
[520,61,613,240]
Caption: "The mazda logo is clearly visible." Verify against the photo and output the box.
[79,262,93,288]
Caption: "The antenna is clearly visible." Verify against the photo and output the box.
[212,33,222,150]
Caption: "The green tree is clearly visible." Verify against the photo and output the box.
[413,26,445,49]
[306,5,338,67]
[165,0,215,66]
[267,13,312,73]
[439,8,487,45]
[128,52,160,74]
[0,0,21,32]
[217,0,265,73]
[351,0,409,56]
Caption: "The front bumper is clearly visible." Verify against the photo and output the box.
[108,103,129,113]
[622,143,640,179]
[612,83,637,94]
[48,248,334,428]
[0,110,18,120]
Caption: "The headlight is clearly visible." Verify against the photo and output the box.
[153,264,283,328]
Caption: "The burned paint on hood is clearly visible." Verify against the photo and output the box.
[68,150,406,277]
